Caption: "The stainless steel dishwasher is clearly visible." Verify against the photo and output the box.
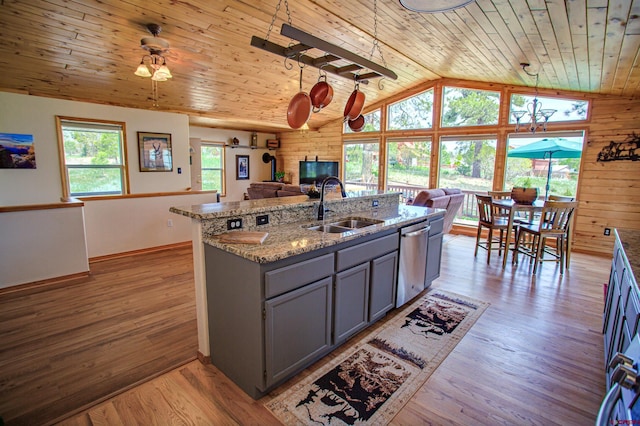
[396,220,430,307]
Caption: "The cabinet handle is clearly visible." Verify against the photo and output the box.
[611,363,638,390]
[403,226,430,238]
[595,383,622,426]
[608,352,633,370]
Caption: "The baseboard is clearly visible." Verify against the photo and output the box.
[89,241,192,263]
[0,271,90,296]
[197,351,211,364]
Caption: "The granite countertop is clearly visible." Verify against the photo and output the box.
[616,229,640,285]
[204,204,443,263]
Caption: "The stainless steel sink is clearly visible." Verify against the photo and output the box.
[305,217,384,233]
[306,224,352,233]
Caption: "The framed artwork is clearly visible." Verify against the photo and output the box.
[138,132,173,172]
[0,133,36,169]
[236,155,249,180]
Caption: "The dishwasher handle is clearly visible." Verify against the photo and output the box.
[403,225,430,238]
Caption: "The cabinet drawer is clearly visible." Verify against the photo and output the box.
[336,233,399,271]
[265,253,334,298]
[429,217,444,235]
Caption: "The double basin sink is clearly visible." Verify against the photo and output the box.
[306,217,384,234]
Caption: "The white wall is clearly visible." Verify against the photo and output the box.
[84,193,216,258]
[1,205,89,288]
[189,127,276,201]
[0,92,191,206]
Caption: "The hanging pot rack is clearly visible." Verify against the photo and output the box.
[250,24,397,84]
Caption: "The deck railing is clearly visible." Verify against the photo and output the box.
[344,181,485,222]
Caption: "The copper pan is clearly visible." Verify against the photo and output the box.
[343,82,365,120]
[287,67,312,129]
[347,114,365,132]
[310,75,333,112]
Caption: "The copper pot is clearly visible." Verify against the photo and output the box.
[287,68,312,129]
[310,75,333,112]
[343,83,365,120]
[348,114,365,132]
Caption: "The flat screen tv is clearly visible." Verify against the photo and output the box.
[299,161,339,185]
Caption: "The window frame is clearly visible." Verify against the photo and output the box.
[55,116,129,200]
[200,141,226,195]
[386,88,434,131]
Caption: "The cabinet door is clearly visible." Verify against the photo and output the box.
[605,280,622,369]
[369,251,398,322]
[335,262,370,343]
[425,232,443,286]
[264,277,332,388]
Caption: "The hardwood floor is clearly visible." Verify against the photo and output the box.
[3,236,610,425]
[0,246,198,426]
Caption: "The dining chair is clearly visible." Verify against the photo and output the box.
[513,200,578,274]
[546,195,576,267]
[474,194,513,263]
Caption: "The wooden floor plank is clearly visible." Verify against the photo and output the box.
[1,236,610,425]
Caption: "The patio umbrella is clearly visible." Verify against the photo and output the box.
[507,137,583,199]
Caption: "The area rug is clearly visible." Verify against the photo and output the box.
[265,289,489,425]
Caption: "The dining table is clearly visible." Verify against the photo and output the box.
[492,198,546,269]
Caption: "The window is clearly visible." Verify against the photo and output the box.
[201,143,225,193]
[505,131,584,198]
[56,117,128,198]
[387,89,434,130]
[386,138,432,201]
[343,109,381,133]
[439,135,497,225]
[441,87,500,127]
[509,95,589,123]
[343,140,380,192]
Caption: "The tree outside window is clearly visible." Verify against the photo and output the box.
[441,87,500,127]
[57,117,127,198]
[386,138,431,201]
[387,89,433,130]
[343,141,379,192]
[201,143,224,193]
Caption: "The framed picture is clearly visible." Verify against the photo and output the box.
[236,155,249,180]
[138,132,173,172]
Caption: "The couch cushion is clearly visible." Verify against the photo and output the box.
[247,187,278,199]
[442,188,462,195]
[412,189,446,206]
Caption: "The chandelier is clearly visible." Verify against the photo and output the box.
[134,24,172,107]
[511,63,556,133]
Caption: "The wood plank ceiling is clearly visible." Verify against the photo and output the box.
[0,0,639,132]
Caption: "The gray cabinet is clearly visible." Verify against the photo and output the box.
[369,251,398,322]
[603,231,640,388]
[334,263,370,343]
[205,228,406,399]
[425,217,444,286]
[264,276,332,387]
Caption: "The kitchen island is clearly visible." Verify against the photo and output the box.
[171,192,445,398]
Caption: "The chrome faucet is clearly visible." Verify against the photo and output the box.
[318,176,347,220]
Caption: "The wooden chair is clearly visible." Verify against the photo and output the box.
[546,195,576,267]
[474,194,512,263]
[513,201,578,274]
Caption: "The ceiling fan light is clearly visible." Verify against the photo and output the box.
[156,65,172,79]
[134,62,152,77]
[151,70,168,81]
[399,0,475,13]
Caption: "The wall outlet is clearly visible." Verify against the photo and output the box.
[372,199,379,207]
[256,214,269,226]
[604,228,611,236]
[167,219,173,227]
[227,218,243,230]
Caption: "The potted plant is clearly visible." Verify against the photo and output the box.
[275,171,286,182]
[511,178,538,204]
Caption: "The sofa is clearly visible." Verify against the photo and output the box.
[411,188,464,233]
[246,182,304,199]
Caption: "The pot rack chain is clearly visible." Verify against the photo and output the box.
[368,0,388,89]
[264,0,292,41]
